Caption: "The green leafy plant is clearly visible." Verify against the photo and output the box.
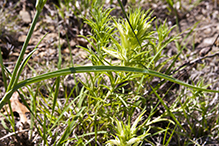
[83,6,115,57]
[106,110,150,146]
[0,0,219,145]
[106,110,174,146]
[102,8,155,67]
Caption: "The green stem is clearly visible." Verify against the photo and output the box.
[7,10,41,91]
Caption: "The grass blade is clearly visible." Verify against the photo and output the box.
[7,10,41,91]
[56,107,86,145]
[1,65,219,110]
[52,30,62,118]
[150,85,184,132]
[0,48,8,89]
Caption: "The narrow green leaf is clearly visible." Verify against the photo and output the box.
[150,85,185,132]
[52,29,62,118]
[0,48,7,89]
[7,10,41,91]
[1,65,219,110]
[56,107,86,145]
[165,124,177,146]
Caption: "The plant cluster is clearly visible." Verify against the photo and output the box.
[0,0,218,145]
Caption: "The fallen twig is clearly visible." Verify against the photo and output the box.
[0,129,29,141]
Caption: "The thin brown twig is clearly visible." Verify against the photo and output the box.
[0,129,29,141]
[173,34,219,74]
[182,24,219,34]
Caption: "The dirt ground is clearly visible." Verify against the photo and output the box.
[0,0,219,145]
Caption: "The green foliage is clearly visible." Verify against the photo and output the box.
[84,6,115,49]
[103,8,155,67]
[0,0,218,145]
[106,111,150,146]
[106,110,174,146]
[170,80,219,145]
